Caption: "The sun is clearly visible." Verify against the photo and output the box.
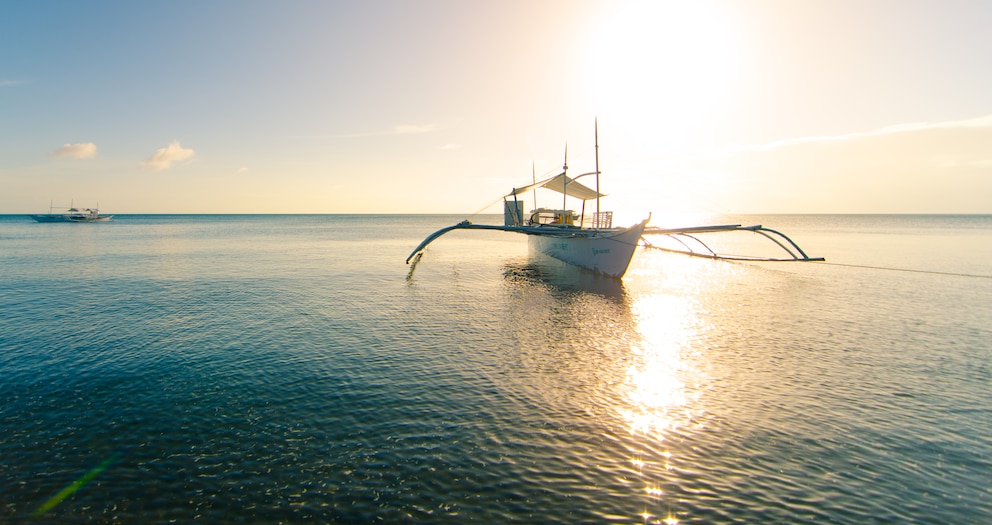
[584,0,739,152]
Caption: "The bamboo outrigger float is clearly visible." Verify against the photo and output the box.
[406,122,823,278]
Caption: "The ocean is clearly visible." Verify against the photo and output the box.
[1,213,990,523]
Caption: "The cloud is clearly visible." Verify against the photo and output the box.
[237,167,249,174]
[143,141,195,170]
[52,142,97,159]
[440,143,462,150]
[1,79,25,87]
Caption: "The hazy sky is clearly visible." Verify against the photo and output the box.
[3,0,991,216]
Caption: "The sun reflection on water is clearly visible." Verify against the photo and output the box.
[619,265,710,525]
[622,293,699,439]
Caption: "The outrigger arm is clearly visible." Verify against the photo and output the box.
[405,221,535,264]
[641,224,824,262]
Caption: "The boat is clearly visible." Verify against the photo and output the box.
[29,202,113,223]
[407,122,822,279]
[407,122,649,278]
[407,213,649,279]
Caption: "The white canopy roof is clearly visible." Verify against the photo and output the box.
[506,172,605,201]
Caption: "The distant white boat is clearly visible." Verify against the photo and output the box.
[29,202,113,223]
[407,121,823,279]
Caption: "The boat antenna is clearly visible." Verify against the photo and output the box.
[595,118,600,222]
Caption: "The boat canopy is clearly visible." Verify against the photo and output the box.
[506,172,605,201]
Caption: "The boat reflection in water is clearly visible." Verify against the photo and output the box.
[501,251,627,299]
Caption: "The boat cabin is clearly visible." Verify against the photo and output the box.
[529,208,577,226]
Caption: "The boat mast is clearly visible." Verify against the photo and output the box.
[594,118,600,224]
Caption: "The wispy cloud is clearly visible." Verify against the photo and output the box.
[143,141,195,170]
[52,142,97,159]
[723,114,992,155]
[680,113,992,213]
[0,79,26,87]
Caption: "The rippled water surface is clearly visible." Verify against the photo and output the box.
[1,214,990,523]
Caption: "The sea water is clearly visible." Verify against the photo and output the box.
[1,214,989,523]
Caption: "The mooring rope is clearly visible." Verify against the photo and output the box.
[648,247,991,279]
[814,261,992,279]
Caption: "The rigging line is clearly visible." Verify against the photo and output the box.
[466,196,506,221]
[470,165,565,220]
[817,261,992,279]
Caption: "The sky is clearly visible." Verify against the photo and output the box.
[2,0,991,217]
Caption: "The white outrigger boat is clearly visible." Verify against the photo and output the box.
[407,123,822,279]
[29,202,113,223]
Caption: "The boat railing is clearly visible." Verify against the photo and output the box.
[588,211,613,229]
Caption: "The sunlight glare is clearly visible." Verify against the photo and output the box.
[586,0,738,152]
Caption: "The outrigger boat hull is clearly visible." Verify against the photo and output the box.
[527,219,649,278]
[406,122,821,279]
[406,218,824,280]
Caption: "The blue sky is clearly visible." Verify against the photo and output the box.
[3,0,991,216]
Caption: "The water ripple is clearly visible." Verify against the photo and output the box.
[1,215,990,523]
